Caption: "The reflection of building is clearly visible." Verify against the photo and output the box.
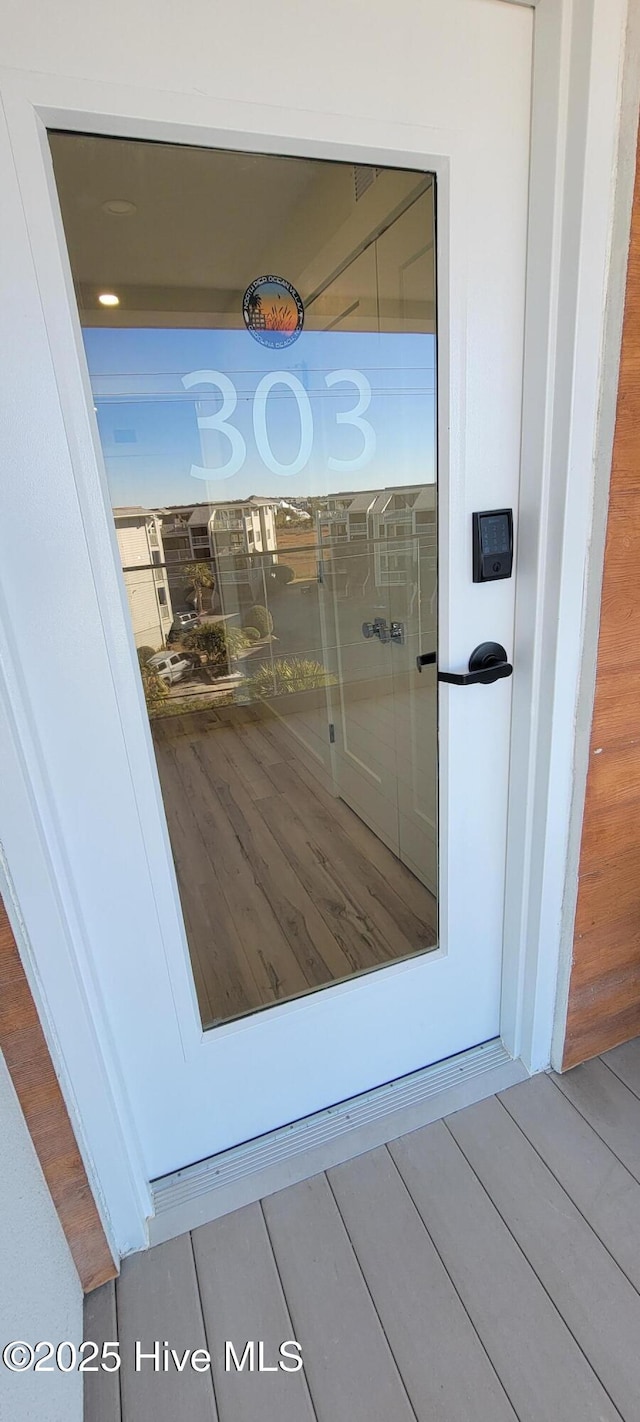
[188,498,277,563]
[114,508,173,649]
[187,498,278,603]
[316,486,436,588]
[316,491,378,544]
[371,487,436,587]
[151,498,280,615]
[157,505,199,613]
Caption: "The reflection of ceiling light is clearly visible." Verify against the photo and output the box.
[102,199,136,215]
[98,292,120,306]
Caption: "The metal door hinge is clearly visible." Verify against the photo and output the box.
[329,723,336,744]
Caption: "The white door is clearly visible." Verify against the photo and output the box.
[4,0,533,1182]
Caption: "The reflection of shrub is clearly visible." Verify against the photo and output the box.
[243,604,273,637]
[267,564,295,589]
[184,622,228,669]
[225,625,252,656]
[243,626,261,643]
[245,658,337,698]
[184,621,250,671]
[139,661,169,711]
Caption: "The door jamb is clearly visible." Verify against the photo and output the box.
[500,0,630,1072]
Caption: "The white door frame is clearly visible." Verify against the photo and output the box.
[0,0,629,1254]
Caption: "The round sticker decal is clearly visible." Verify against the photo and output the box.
[242,275,304,349]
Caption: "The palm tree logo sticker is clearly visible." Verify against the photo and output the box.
[243,275,304,349]
[245,289,265,330]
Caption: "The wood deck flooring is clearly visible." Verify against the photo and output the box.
[86,1037,640,1422]
[153,713,438,1026]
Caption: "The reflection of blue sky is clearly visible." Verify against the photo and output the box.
[84,327,436,507]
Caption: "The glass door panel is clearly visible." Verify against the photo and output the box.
[49,132,438,1028]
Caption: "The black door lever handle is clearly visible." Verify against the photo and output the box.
[416,641,513,686]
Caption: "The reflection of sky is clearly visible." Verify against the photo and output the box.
[84,327,436,508]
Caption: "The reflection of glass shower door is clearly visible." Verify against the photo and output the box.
[320,537,400,861]
[321,506,437,894]
[316,186,438,891]
[389,515,438,894]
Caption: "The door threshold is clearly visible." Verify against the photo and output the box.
[148,1039,527,1247]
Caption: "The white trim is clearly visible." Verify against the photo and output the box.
[501,0,629,1073]
[149,1039,527,1246]
[0,96,152,1252]
[0,0,632,1250]
[0,684,150,1254]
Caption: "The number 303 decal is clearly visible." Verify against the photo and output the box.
[182,368,376,480]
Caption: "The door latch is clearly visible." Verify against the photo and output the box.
[416,641,513,685]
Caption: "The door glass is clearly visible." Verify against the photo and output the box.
[49,133,438,1027]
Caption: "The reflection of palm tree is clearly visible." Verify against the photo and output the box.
[184,561,216,614]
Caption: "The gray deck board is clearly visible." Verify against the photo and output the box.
[263,1172,417,1422]
[116,1235,217,1421]
[86,1047,640,1422]
[389,1120,621,1422]
[500,1073,640,1292]
[192,1202,316,1422]
[601,1036,640,1098]
[447,1092,640,1420]
[552,1056,640,1183]
[327,1146,518,1422]
[83,1281,120,1422]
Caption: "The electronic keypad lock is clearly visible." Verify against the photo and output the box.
[472,509,514,582]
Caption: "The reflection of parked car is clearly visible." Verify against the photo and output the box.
[147,651,191,684]
[170,610,200,637]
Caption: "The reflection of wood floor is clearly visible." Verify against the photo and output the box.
[153,713,438,1027]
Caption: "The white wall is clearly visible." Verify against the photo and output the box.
[0,1050,83,1422]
